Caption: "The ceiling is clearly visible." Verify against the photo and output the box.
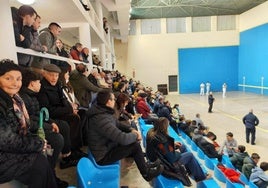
[9,0,268,45]
[130,0,268,19]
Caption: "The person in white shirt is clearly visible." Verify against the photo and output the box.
[222,83,227,98]
[206,81,211,95]
[200,82,205,96]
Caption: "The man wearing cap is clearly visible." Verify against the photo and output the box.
[38,64,86,162]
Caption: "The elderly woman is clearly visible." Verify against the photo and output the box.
[0,59,56,188]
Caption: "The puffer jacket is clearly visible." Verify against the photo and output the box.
[230,151,249,171]
[87,104,137,162]
[0,89,43,183]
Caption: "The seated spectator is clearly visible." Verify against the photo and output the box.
[218,132,238,157]
[54,39,72,71]
[199,131,223,162]
[242,153,260,179]
[153,95,164,114]
[192,125,207,143]
[157,100,178,133]
[37,64,86,160]
[146,117,211,183]
[250,162,268,188]
[136,92,157,123]
[39,22,62,65]
[194,113,204,128]
[0,59,57,187]
[70,43,83,61]
[19,69,71,186]
[230,145,249,171]
[87,68,99,87]
[69,64,102,108]
[171,103,182,122]
[87,90,163,181]
[81,47,90,63]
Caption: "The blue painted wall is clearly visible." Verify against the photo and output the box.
[239,23,268,95]
[179,46,238,94]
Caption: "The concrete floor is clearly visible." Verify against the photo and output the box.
[56,91,268,187]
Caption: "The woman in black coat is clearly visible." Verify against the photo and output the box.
[0,59,56,187]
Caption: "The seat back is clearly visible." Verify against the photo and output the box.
[197,148,205,160]
[214,165,227,183]
[204,156,218,170]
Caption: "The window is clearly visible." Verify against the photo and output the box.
[192,16,211,32]
[141,19,161,34]
[166,18,186,33]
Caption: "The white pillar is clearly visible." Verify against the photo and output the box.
[0,0,17,62]
[100,43,106,68]
[106,52,112,70]
[95,0,104,36]
[79,23,92,64]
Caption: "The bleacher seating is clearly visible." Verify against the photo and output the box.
[204,155,218,170]
[226,178,244,188]
[196,178,221,188]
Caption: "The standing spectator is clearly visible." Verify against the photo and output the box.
[87,90,163,181]
[55,39,71,71]
[11,5,37,67]
[0,59,57,187]
[242,109,259,145]
[206,81,211,95]
[222,83,227,98]
[69,64,102,108]
[242,153,260,179]
[218,132,238,157]
[200,82,205,96]
[39,22,62,65]
[230,145,249,171]
[81,47,90,63]
[250,162,268,188]
[70,43,83,61]
[208,92,215,113]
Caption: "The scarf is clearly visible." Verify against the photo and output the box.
[12,94,30,135]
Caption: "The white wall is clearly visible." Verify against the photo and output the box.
[239,1,268,32]
[116,18,239,91]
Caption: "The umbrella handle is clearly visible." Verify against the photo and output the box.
[39,107,49,128]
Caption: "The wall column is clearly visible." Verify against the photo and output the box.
[0,0,17,62]
[79,23,92,64]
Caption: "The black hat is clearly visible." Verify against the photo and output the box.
[0,59,21,76]
[43,64,61,73]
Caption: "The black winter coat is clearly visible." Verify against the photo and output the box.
[0,89,43,183]
[87,104,137,162]
[38,79,73,119]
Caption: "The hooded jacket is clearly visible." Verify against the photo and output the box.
[86,104,137,162]
[242,156,257,179]
[250,166,268,183]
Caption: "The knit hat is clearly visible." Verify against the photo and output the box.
[43,64,61,73]
[139,92,147,98]
[0,59,21,76]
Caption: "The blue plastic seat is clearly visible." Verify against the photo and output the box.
[222,155,236,169]
[190,141,198,152]
[77,157,120,188]
[226,177,244,188]
[204,156,218,170]
[197,148,205,160]
[196,178,221,188]
[153,174,184,188]
[77,150,120,188]
[214,165,227,183]
[248,181,258,188]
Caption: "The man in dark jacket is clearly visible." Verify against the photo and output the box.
[87,90,163,181]
[208,92,215,113]
[242,109,259,145]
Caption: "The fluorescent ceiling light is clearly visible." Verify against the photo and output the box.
[92,48,99,52]
[17,0,35,5]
